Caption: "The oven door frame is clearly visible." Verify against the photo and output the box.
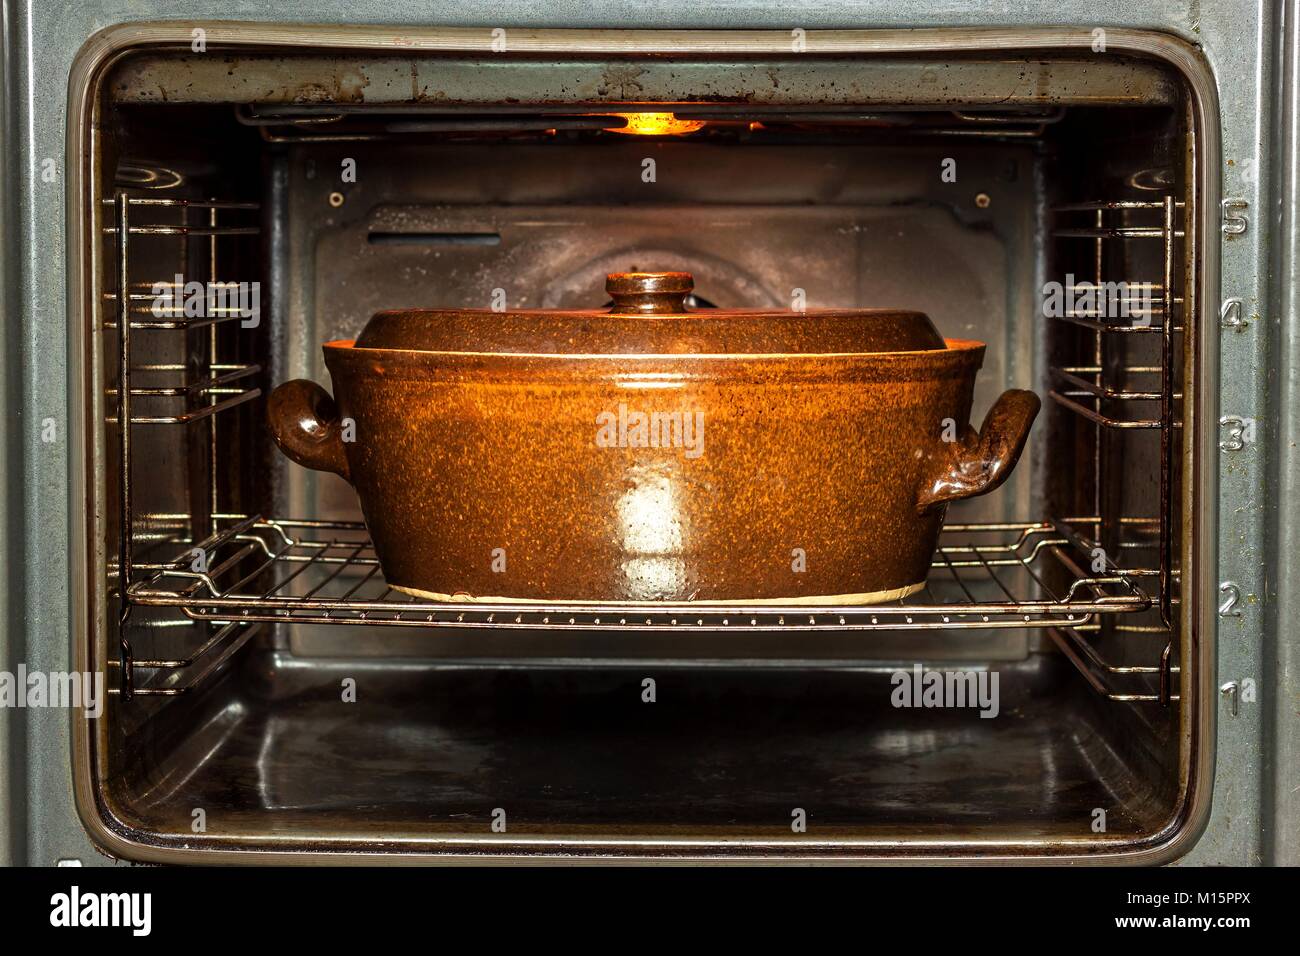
[64,22,1220,865]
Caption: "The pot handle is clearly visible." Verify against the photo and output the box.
[267,379,352,483]
[916,389,1040,514]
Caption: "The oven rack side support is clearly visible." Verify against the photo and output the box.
[1047,196,1185,704]
[106,192,263,700]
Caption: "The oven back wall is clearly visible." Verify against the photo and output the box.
[277,137,1038,663]
[0,2,1287,864]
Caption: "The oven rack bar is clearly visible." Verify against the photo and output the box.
[1051,366,1180,403]
[1048,513,1179,704]
[102,288,263,331]
[1048,395,1183,430]
[1049,361,1183,430]
[105,388,262,426]
[99,196,260,236]
[105,363,263,425]
[108,622,261,698]
[1047,625,1179,703]
[1052,318,1183,336]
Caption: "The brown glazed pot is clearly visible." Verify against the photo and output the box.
[268,272,1039,605]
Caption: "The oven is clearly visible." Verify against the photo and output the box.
[1,5,1295,866]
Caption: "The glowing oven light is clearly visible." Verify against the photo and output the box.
[607,112,706,136]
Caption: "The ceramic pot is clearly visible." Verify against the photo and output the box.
[268,272,1039,604]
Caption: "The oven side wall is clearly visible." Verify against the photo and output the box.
[1262,1,1300,869]
[0,0,1278,865]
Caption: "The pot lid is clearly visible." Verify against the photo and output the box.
[353,272,946,355]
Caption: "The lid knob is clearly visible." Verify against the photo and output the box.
[607,272,693,314]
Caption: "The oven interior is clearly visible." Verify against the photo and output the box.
[87,45,1194,858]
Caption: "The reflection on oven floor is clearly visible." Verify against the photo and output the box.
[120,656,1163,843]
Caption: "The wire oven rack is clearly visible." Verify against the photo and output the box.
[116,514,1162,698]
[126,515,1153,628]
[104,191,1184,705]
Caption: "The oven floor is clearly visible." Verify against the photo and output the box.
[118,656,1170,851]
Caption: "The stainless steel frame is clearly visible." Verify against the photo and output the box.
[53,22,1221,865]
[5,0,1290,872]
